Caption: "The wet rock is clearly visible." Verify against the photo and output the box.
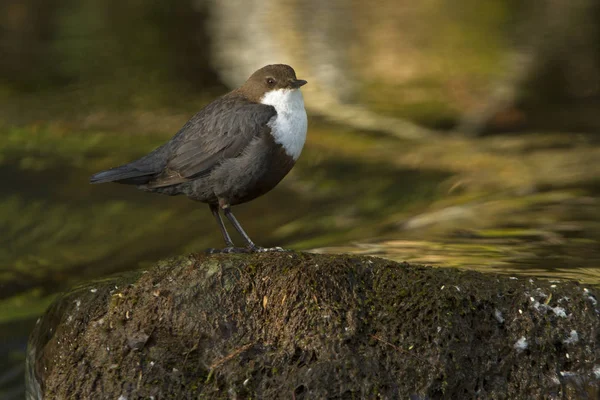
[26,253,599,399]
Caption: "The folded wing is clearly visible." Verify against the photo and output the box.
[146,95,276,188]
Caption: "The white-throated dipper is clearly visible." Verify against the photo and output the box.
[90,64,308,253]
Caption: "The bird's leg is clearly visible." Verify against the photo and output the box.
[222,205,259,251]
[221,203,286,253]
[207,204,249,254]
[210,204,234,247]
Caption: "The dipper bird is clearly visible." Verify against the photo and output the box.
[90,64,308,252]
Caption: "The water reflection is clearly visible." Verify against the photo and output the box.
[315,183,600,284]
[314,234,600,284]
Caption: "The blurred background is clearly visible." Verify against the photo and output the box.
[1,0,599,397]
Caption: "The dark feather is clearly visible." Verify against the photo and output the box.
[146,94,276,188]
[90,141,171,185]
[89,166,156,184]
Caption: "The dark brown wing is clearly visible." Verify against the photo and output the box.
[147,94,276,188]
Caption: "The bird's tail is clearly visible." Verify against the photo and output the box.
[90,164,156,185]
[91,142,170,185]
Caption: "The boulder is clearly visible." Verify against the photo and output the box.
[26,252,600,399]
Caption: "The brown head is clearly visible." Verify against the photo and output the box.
[238,64,307,103]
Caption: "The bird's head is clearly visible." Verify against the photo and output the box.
[240,64,307,103]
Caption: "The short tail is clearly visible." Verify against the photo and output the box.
[90,164,156,185]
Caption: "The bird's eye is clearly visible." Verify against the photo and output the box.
[266,77,276,86]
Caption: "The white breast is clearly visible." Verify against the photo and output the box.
[260,89,308,160]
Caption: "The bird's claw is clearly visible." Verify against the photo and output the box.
[206,246,288,254]
[251,246,287,253]
[206,247,251,254]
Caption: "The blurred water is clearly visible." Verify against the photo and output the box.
[1,124,599,398]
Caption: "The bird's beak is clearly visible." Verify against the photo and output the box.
[291,79,307,88]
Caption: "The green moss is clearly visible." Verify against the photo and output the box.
[22,253,584,398]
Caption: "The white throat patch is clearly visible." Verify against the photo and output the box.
[260,89,308,160]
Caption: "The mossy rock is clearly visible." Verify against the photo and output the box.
[26,253,600,399]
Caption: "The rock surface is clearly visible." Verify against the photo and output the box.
[27,252,599,399]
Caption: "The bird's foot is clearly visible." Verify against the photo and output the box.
[250,246,287,253]
[206,246,289,254]
[206,247,251,254]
